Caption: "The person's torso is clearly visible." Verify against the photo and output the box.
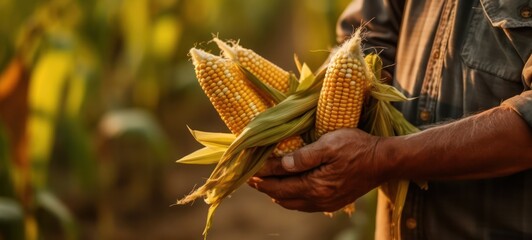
[393,0,532,239]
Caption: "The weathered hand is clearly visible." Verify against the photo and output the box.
[248,128,383,212]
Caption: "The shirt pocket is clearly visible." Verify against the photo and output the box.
[460,0,532,83]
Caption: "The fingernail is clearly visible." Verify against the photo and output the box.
[247,177,260,189]
[282,155,295,171]
[249,176,262,183]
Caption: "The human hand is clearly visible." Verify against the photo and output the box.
[248,128,384,212]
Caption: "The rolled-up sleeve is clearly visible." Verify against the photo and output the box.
[336,0,405,73]
[502,56,532,128]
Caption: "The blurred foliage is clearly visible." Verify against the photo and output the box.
[0,0,377,239]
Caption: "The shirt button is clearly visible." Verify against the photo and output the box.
[406,218,417,230]
[521,6,532,18]
[420,110,431,122]
[433,50,440,59]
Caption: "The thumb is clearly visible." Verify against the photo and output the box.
[281,142,324,172]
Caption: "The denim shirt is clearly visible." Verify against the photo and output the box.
[338,0,532,239]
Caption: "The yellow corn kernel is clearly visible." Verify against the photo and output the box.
[272,135,305,157]
[214,38,291,94]
[315,30,371,138]
[190,48,269,135]
[190,47,305,155]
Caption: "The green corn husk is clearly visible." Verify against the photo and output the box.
[177,32,423,240]
[362,53,419,239]
[176,128,235,164]
[177,54,324,238]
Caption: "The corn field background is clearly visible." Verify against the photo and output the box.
[0,0,377,239]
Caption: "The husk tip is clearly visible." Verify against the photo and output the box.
[189,48,211,66]
[340,27,364,55]
[176,187,207,205]
[212,37,237,59]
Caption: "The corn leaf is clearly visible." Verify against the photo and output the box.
[0,197,22,221]
[287,73,300,95]
[178,128,234,165]
[387,104,419,135]
[391,180,409,238]
[365,53,382,82]
[199,145,275,239]
[181,85,321,236]
[187,127,235,149]
[151,16,182,60]
[229,108,315,155]
[0,58,23,100]
[59,118,98,193]
[226,77,321,154]
[364,53,420,240]
[61,50,98,192]
[364,100,394,136]
[36,190,78,240]
[99,109,169,161]
[202,202,219,239]
[296,63,315,92]
[65,71,88,117]
[178,66,324,238]
[120,0,149,68]
[371,82,412,102]
[176,147,225,165]
[28,50,72,189]
[238,65,286,104]
[0,196,24,239]
[293,53,302,73]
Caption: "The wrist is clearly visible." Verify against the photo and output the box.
[372,135,409,182]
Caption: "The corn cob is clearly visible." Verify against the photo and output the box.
[314,29,372,216]
[315,29,371,137]
[181,30,420,240]
[272,135,305,157]
[190,48,270,134]
[214,38,291,94]
[214,38,305,156]
[190,48,303,156]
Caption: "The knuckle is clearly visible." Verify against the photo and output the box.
[318,134,335,149]
[318,134,340,154]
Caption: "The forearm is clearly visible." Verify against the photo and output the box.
[380,106,532,181]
